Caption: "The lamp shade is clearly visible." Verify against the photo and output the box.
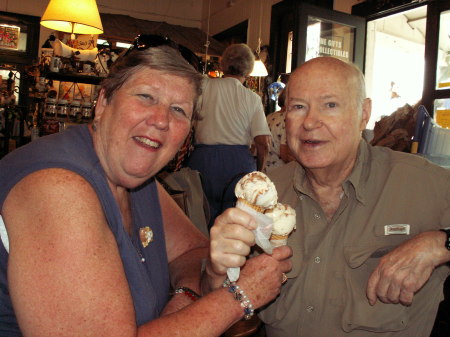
[250,59,268,77]
[41,0,103,35]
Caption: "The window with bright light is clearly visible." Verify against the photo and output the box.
[286,31,293,73]
[365,5,427,129]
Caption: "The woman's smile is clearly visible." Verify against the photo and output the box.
[133,136,162,149]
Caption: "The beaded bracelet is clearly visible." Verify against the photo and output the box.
[223,278,254,320]
[174,286,201,302]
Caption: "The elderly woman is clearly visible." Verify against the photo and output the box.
[187,43,271,228]
[0,35,291,336]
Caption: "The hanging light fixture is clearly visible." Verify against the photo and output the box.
[203,0,212,75]
[40,0,103,43]
[250,1,268,77]
[250,44,268,76]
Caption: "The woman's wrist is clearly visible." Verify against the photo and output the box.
[173,286,201,302]
[222,277,254,320]
[201,258,227,293]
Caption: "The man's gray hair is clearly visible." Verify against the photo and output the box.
[220,43,255,77]
[346,62,367,115]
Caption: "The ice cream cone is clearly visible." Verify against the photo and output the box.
[236,198,265,213]
[270,233,289,241]
[234,171,278,210]
[265,203,296,248]
[269,234,288,248]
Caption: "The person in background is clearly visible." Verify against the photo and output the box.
[264,88,294,172]
[0,35,292,337]
[187,43,271,228]
[212,56,450,337]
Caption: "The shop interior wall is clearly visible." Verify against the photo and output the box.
[0,0,361,56]
[0,0,204,53]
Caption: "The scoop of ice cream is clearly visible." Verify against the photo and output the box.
[265,203,296,236]
[234,171,278,209]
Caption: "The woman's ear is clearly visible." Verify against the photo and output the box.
[94,89,107,119]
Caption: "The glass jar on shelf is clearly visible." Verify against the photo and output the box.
[56,99,69,121]
[69,100,81,122]
[81,101,93,121]
[44,97,57,118]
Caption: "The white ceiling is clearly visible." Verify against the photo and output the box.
[377,5,450,54]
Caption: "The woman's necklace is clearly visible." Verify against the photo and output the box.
[135,226,154,263]
[111,185,151,264]
[133,236,146,263]
[130,195,154,263]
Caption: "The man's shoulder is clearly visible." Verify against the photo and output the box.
[207,77,258,97]
[370,145,448,172]
[267,162,297,186]
[368,145,450,185]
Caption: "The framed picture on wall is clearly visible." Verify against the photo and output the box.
[0,11,39,65]
[74,83,93,102]
[0,24,21,50]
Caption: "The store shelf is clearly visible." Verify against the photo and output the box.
[45,72,103,85]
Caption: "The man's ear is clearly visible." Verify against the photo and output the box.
[360,98,372,130]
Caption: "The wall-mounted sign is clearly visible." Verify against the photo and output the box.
[306,16,355,63]
[319,37,349,59]
[0,24,20,50]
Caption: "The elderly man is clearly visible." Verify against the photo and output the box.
[210,56,449,337]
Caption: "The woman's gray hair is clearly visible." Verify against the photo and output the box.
[100,45,204,119]
[220,43,255,77]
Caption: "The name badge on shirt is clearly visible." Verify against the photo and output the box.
[384,224,410,236]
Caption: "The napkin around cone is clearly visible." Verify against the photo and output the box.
[226,200,273,282]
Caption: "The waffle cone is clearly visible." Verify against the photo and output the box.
[237,198,265,213]
[270,233,289,240]
[270,233,288,248]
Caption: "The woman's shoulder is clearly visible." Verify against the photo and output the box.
[16,167,96,194]
[0,125,101,207]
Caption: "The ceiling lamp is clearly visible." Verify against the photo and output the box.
[249,1,268,77]
[40,0,103,39]
[250,57,268,77]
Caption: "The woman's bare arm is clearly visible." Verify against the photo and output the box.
[3,170,291,337]
[4,169,137,337]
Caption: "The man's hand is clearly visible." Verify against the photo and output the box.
[366,231,449,306]
[209,207,257,276]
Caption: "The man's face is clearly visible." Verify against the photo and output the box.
[285,59,370,172]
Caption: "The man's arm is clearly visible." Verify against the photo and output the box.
[366,230,450,306]
[254,135,270,172]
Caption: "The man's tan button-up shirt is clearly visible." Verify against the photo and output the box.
[260,140,450,337]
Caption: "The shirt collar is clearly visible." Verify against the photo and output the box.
[293,139,370,205]
[346,139,370,205]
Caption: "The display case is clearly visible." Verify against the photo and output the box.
[432,6,450,128]
[422,0,450,125]
[0,12,40,158]
[269,1,366,80]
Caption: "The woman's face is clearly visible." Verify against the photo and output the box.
[93,67,195,188]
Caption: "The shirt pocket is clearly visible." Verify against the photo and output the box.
[341,242,410,333]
